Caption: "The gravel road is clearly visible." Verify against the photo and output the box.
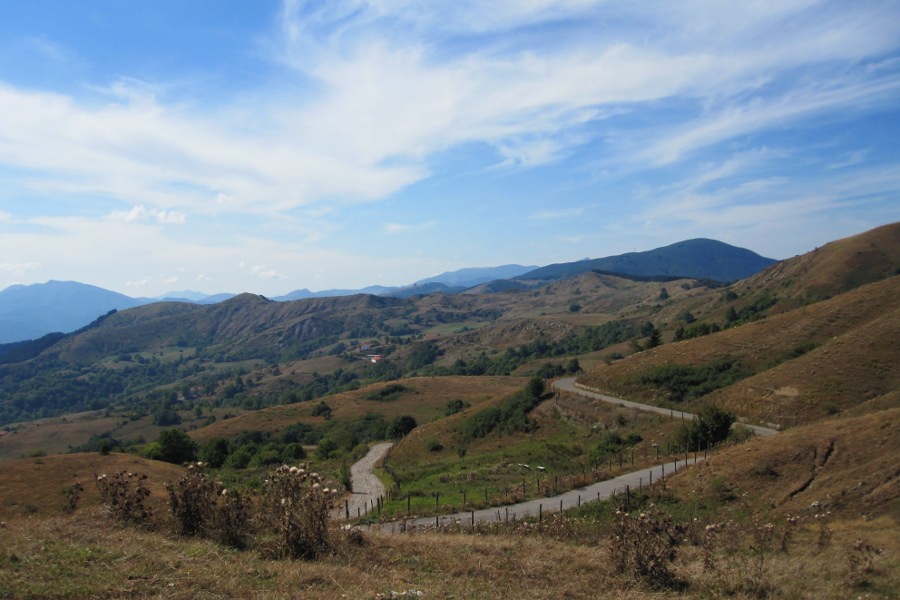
[334,442,393,520]
[553,377,779,437]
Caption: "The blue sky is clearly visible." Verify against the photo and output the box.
[0,0,898,297]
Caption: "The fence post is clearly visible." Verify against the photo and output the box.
[539,504,542,524]
[345,500,349,519]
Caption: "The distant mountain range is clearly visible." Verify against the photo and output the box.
[0,281,149,344]
[0,238,775,344]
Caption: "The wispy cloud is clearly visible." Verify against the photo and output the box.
[530,206,588,220]
[383,221,437,235]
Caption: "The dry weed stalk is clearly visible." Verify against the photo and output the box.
[165,462,250,548]
[260,463,339,559]
[608,504,680,588]
[95,471,153,528]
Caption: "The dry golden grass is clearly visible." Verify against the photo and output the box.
[1,504,896,599]
[579,275,900,427]
[191,376,525,443]
[0,453,185,520]
[0,412,123,460]
[738,221,900,303]
[665,408,900,521]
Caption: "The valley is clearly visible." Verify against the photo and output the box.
[0,223,898,599]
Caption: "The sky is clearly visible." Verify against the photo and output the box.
[0,0,898,297]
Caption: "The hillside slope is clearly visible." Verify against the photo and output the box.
[578,275,900,427]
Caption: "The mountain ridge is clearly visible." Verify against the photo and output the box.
[0,238,780,344]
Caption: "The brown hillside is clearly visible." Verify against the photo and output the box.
[578,275,900,427]
[191,376,524,443]
[0,452,185,520]
[739,221,900,305]
[666,408,900,520]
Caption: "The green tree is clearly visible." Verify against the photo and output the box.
[387,415,418,439]
[725,306,739,324]
[526,375,545,401]
[647,328,662,349]
[199,437,230,468]
[148,429,198,465]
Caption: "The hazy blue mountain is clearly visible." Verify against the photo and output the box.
[196,293,236,304]
[385,282,467,298]
[274,265,536,301]
[274,285,399,301]
[518,239,776,283]
[156,290,211,302]
[0,281,150,344]
[414,264,538,288]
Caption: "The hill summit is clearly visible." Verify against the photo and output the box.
[519,238,777,282]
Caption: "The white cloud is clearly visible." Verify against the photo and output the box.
[108,205,187,224]
[251,265,288,280]
[126,277,152,289]
[0,261,42,276]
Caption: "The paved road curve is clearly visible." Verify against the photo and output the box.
[553,377,779,437]
[379,456,702,532]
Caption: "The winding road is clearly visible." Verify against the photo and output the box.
[553,377,779,437]
[344,378,777,531]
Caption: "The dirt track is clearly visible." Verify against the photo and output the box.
[335,442,392,520]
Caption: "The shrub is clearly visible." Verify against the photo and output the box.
[676,405,735,451]
[259,464,338,559]
[62,482,84,514]
[365,383,408,402]
[444,399,466,416]
[95,471,153,528]
[311,401,332,419]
